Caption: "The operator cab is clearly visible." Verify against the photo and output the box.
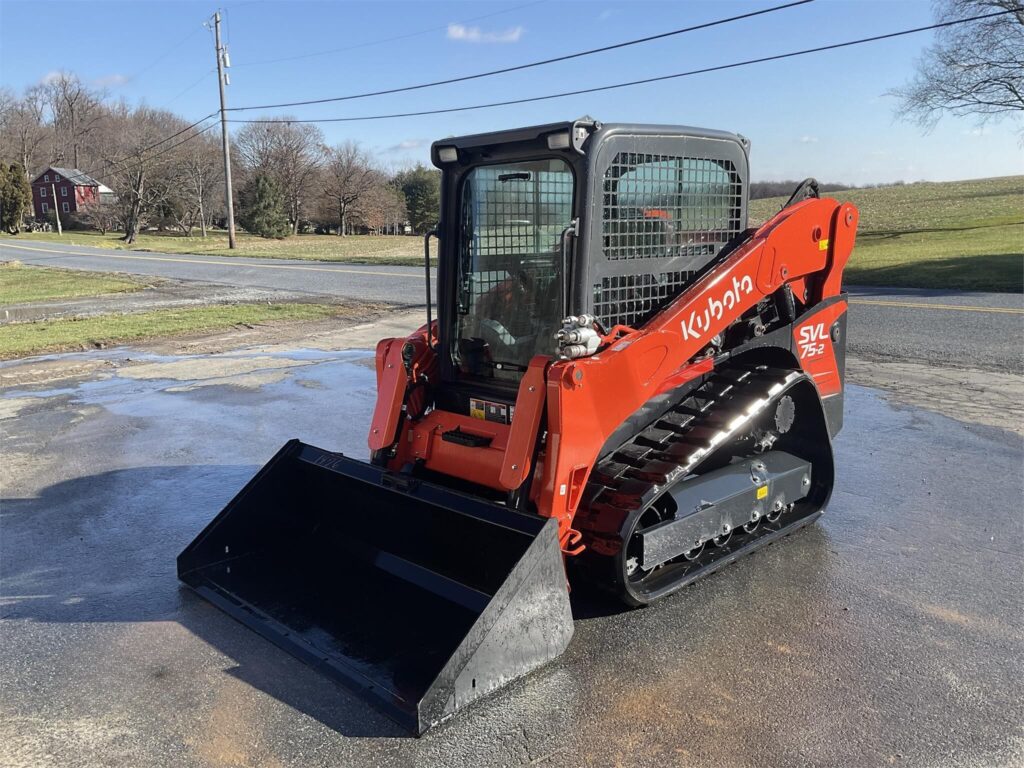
[430,118,749,411]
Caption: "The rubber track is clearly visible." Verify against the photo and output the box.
[574,364,820,596]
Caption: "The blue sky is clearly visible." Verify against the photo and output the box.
[2,0,1022,184]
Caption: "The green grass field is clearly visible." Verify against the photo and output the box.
[750,175,1023,292]
[2,230,425,264]
[0,261,143,303]
[0,302,347,360]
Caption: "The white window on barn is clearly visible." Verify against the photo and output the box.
[44,174,49,182]
[54,174,60,181]
[40,187,46,196]
[62,187,67,196]
[62,202,70,213]
[41,202,49,212]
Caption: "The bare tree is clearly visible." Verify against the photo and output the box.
[0,86,49,177]
[235,120,324,234]
[97,106,191,244]
[893,0,1024,136]
[320,141,380,236]
[351,182,407,234]
[167,132,222,236]
[77,195,118,234]
[44,72,106,169]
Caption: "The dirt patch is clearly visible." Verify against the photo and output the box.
[0,307,414,393]
[0,358,118,390]
[119,356,315,382]
[846,356,1024,435]
[167,305,417,356]
[0,278,313,324]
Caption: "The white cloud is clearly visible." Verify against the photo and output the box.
[93,73,128,88]
[447,23,523,44]
[387,139,425,152]
[798,135,819,144]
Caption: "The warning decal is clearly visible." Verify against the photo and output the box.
[470,398,510,424]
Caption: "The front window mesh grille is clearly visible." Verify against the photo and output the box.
[602,152,742,261]
[455,159,574,378]
[592,271,695,329]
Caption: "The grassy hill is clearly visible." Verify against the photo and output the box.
[749,175,1023,292]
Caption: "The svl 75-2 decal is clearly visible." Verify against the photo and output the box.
[797,322,827,359]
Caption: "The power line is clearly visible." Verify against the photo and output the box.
[144,121,218,161]
[227,9,1017,125]
[226,0,813,112]
[129,112,220,156]
[109,121,218,169]
[234,0,546,68]
[125,24,206,84]
[67,118,218,185]
[165,69,217,107]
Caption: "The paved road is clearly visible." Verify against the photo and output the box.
[1,344,1020,768]
[3,239,1022,372]
[0,239,430,305]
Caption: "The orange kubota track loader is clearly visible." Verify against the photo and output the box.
[179,119,858,735]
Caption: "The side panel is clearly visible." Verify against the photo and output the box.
[793,297,849,436]
[793,298,848,397]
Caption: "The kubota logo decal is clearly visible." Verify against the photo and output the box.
[798,323,828,358]
[680,274,754,341]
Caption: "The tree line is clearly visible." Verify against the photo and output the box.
[0,72,440,242]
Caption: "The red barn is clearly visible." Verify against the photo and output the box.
[30,167,111,219]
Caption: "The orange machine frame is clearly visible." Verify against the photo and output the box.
[370,197,858,549]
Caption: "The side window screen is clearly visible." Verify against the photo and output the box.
[602,153,742,262]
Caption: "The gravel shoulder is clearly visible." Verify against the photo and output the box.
[846,357,1024,435]
[2,278,314,324]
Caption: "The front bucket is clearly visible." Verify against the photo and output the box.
[178,440,573,735]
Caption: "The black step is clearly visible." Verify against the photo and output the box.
[626,460,687,485]
[614,443,652,467]
[657,411,697,432]
[635,427,676,448]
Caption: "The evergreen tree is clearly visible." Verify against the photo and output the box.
[237,173,290,239]
[393,165,440,234]
[0,164,32,234]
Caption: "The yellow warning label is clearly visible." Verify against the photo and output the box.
[756,485,768,499]
[469,399,486,420]
[818,238,830,251]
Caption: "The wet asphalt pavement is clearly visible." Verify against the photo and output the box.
[1,343,1021,767]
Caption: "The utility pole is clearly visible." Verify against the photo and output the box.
[51,183,62,236]
[212,11,236,249]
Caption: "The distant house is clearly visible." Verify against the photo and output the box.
[30,167,113,219]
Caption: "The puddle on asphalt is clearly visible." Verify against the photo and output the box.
[0,348,377,426]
